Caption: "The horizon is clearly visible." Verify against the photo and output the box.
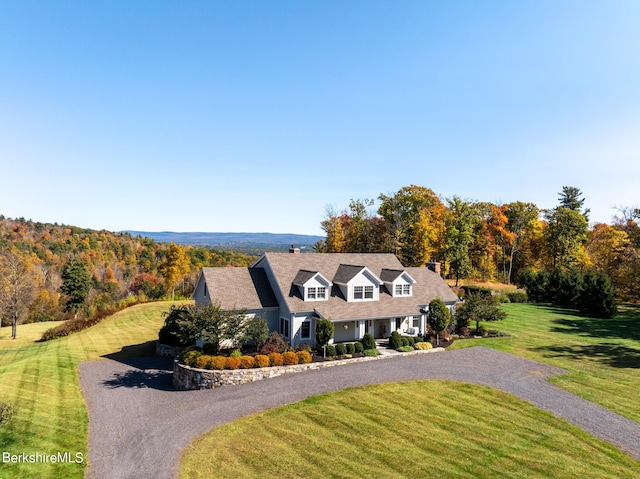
[1,1,639,235]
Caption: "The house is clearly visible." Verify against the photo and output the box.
[192,250,459,347]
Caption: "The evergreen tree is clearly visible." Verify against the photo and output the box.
[60,258,91,318]
[428,298,451,345]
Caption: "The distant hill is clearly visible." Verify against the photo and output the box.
[123,231,325,252]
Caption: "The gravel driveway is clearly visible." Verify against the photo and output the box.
[78,346,640,479]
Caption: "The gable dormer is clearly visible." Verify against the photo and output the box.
[380,269,416,297]
[333,264,383,302]
[293,270,332,301]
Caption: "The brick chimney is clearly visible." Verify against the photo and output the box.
[289,245,301,254]
[427,261,441,274]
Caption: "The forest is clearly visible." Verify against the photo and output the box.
[0,216,254,335]
[315,185,640,302]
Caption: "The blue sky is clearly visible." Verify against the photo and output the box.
[1,1,639,235]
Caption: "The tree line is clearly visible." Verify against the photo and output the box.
[0,216,254,338]
[315,185,640,301]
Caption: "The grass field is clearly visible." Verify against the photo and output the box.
[179,381,640,479]
[2,301,640,478]
[449,302,640,423]
[180,302,640,478]
[0,302,178,479]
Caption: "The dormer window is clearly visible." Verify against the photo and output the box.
[294,270,331,302]
[306,286,327,300]
[395,284,411,296]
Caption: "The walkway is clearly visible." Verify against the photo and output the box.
[78,347,640,479]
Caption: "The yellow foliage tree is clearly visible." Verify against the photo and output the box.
[160,242,191,300]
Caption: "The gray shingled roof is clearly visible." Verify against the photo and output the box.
[379,268,404,282]
[292,270,318,286]
[200,267,278,310]
[260,253,459,320]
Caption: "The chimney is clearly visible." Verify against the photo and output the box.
[289,245,301,254]
[427,261,441,275]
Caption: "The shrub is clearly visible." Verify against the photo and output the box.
[407,337,415,346]
[297,350,312,364]
[325,345,336,357]
[461,285,492,298]
[414,336,424,344]
[345,343,355,354]
[388,331,402,349]
[397,345,414,352]
[180,347,203,367]
[225,356,241,370]
[476,325,488,337]
[158,325,182,346]
[400,337,409,347]
[414,342,433,351]
[363,349,380,357]
[202,343,217,355]
[362,333,376,350]
[0,401,16,428]
[283,351,299,365]
[506,290,528,303]
[195,355,213,369]
[354,342,364,353]
[268,352,284,367]
[496,294,511,303]
[254,354,270,368]
[264,331,289,354]
[335,343,347,356]
[211,356,227,370]
[260,343,279,355]
[239,356,255,369]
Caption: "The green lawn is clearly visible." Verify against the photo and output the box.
[449,302,640,423]
[179,381,640,479]
[0,302,177,479]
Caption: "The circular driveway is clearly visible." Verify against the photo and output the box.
[78,346,640,479]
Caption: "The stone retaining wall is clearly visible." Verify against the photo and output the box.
[173,347,445,390]
[156,343,182,357]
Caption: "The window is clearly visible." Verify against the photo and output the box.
[317,286,326,299]
[395,284,402,295]
[364,285,374,299]
[354,286,363,299]
[403,284,411,295]
[301,321,311,339]
[307,287,316,300]
[395,283,411,296]
[412,316,420,328]
[280,318,290,338]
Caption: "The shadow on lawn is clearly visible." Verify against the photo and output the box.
[531,343,640,369]
[548,304,640,342]
[101,341,175,391]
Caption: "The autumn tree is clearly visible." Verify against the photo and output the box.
[503,202,539,283]
[160,242,190,300]
[0,248,36,339]
[378,185,445,266]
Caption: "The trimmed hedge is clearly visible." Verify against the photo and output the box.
[354,342,364,353]
[268,352,284,367]
[397,345,414,352]
[297,350,312,364]
[283,351,299,365]
[254,354,270,368]
[225,357,241,370]
[335,344,347,356]
[363,348,380,357]
[345,343,355,354]
[414,342,433,351]
[240,356,255,369]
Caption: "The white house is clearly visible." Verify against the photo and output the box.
[192,251,459,347]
